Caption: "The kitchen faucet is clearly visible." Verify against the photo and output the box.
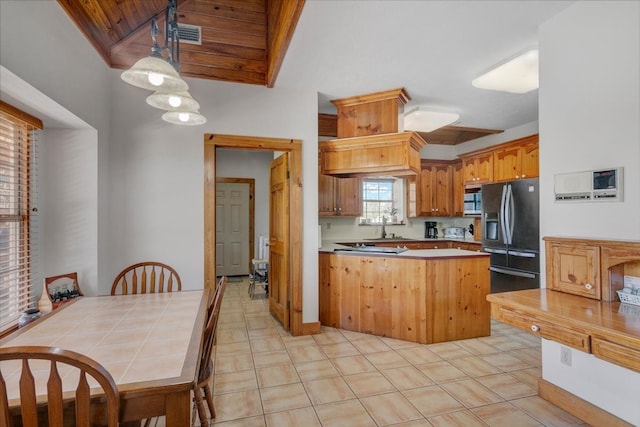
[381,216,387,239]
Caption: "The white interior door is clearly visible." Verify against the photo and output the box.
[216,182,250,276]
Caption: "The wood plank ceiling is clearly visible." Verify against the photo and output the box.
[57,0,304,87]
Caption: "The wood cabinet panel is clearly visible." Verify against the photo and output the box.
[493,145,522,182]
[592,336,640,373]
[427,257,491,343]
[546,242,601,299]
[493,305,590,352]
[420,162,452,216]
[492,135,539,182]
[462,152,493,185]
[319,173,361,216]
[452,161,464,216]
[319,252,490,344]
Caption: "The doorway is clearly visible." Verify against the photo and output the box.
[204,134,304,335]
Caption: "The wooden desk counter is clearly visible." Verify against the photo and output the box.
[487,289,640,372]
[0,290,208,426]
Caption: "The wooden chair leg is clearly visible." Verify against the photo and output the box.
[203,383,216,419]
[194,388,209,427]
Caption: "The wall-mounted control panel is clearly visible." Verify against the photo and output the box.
[554,167,623,202]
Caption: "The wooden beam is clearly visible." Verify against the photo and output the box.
[266,0,306,87]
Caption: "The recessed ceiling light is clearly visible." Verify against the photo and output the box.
[472,49,539,94]
[404,108,460,132]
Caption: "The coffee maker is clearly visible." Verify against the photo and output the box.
[425,221,438,239]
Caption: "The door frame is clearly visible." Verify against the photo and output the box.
[204,134,304,335]
[216,178,255,274]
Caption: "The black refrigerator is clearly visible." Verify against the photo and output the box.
[481,178,540,293]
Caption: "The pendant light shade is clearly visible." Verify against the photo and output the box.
[146,90,200,111]
[121,56,188,92]
[121,0,206,125]
[162,110,207,125]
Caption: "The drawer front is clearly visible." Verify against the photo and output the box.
[495,306,590,352]
[592,337,640,373]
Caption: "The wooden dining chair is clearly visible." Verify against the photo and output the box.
[193,276,227,427]
[0,345,119,427]
[110,261,181,295]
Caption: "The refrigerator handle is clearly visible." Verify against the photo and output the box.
[509,250,536,258]
[507,184,515,245]
[490,266,537,279]
[500,184,508,245]
[484,247,508,254]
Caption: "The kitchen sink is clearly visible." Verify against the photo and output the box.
[363,237,416,241]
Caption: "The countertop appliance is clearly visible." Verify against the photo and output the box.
[443,227,465,239]
[481,178,539,293]
[425,221,438,239]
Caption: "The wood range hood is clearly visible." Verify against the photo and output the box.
[319,88,426,177]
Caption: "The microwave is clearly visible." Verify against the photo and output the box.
[463,188,482,216]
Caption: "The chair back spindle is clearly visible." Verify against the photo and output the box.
[111,262,181,296]
[0,346,119,427]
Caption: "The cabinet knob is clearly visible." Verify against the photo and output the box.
[435,208,439,212]
[522,174,526,178]
[434,246,439,249]
[338,207,342,211]
[585,283,593,290]
[531,324,540,332]
[515,175,520,179]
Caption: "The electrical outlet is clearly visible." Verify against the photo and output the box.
[560,346,572,366]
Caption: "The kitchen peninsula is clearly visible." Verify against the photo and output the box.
[319,241,490,344]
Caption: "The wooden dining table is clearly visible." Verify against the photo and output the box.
[0,289,209,426]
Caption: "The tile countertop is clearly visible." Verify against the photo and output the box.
[320,240,488,259]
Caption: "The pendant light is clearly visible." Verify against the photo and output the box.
[146,91,200,112]
[120,0,206,125]
[162,110,207,125]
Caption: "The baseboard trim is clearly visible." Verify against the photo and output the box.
[538,379,633,427]
[301,321,321,335]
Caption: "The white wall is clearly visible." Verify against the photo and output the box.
[539,1,640,424]
[40,129,99,296]
[109,72,319,320]
[215,149,273,260]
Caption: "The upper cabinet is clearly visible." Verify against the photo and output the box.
[493,134,539,182]
[420,161,453,217]
[319,173,362,217]
[451,160,464,217]
[319,88,427,177]
[461,152,493,185]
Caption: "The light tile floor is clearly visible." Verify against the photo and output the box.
[167,277,590,427]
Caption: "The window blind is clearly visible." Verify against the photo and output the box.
[0,101,42,332]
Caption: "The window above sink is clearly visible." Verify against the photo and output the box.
[360,177,405,225]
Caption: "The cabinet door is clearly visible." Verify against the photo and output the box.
[452,161,464,216]
[475,152,494,183]
[419,168,434,216]
[319,173,337,216]
[520,139,539,179]
[433,164,452,216]
[405,175,420,218]
[493,145,522,182]
[547,243,601,299]
[336,177,362,216]
[462,153,493,185]
[462,157,478,185]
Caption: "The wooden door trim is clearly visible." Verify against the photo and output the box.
[216,178,255,272]
[205,134,303,336]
